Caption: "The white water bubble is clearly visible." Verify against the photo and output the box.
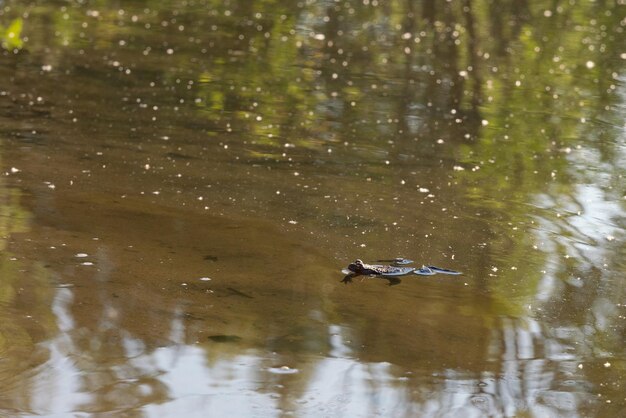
[268,366,299,375]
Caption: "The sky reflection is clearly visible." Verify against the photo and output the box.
[30,288,615,418]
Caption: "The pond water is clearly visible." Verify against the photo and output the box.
[0,1,624,417]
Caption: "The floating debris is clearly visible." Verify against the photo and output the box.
[208,335,241,343]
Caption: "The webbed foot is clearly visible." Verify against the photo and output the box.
[427,266,462,275]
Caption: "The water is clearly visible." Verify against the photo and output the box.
[0,1,624,416]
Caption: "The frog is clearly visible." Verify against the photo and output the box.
[341,258,461,285]
[343,259,415,276]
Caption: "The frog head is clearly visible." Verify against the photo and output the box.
[347,259,365,273]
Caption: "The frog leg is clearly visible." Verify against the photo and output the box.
[341,273,357,284]
[426,266,462,275]
[414,266,436,276]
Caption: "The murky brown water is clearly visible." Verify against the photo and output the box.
[0,1,624,416]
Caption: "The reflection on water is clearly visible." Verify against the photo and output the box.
[0,0,624,416]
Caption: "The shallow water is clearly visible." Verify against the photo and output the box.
[0,1,624,417]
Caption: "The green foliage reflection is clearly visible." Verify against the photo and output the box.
[0,18,23,50]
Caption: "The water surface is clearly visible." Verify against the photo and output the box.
[0,1,624,417]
